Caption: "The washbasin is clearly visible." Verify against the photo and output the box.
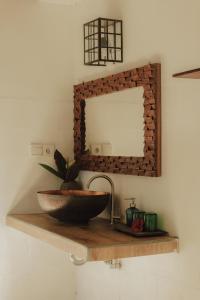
[37,189,110,223]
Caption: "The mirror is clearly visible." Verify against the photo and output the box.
[85,87,144,157]
[74,63,161,177]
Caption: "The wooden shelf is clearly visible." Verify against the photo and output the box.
[173,68,200,79]
[6,213,178,262]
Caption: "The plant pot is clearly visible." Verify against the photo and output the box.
[60,180,82,190]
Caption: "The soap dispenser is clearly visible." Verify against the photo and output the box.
[125,198,138,226]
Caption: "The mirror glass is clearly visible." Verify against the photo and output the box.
[85,86,144,157]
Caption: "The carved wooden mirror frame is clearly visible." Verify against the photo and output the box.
[74,63,161,177]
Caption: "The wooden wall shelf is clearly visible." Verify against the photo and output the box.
[6,214,178,262]
[173,68,200,79]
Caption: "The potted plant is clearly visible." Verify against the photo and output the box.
[39,149,82,190]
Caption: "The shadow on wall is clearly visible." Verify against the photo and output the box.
[7,170,61,215]
[4,100,73,218]
[76,54,162,83]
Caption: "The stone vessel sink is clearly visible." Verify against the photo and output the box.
[37,190,110,223]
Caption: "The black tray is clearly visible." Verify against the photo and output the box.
[113,223,168,237]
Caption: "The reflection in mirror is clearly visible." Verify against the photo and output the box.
[85,87,144,157]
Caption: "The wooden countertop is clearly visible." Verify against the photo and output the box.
[6,213,178,261]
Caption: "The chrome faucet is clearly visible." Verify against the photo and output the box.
[86,174,120,224]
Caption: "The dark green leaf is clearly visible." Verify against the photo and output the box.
[54,149,67,178]
[39,163,65,180]
[65,162,80,181]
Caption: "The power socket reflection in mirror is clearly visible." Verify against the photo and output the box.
[90,143,112,155]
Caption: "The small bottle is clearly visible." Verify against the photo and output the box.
[125,198,138,226]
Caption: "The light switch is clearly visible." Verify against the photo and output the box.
[30,143,43,156]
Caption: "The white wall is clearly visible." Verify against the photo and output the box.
[2,1,200,300]
[0,1,76,299]
[72,0,200,299]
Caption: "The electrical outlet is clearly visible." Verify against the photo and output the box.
[90,143,102,155]
[43,144,55,157]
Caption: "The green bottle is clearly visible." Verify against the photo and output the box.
[125,198,139,226]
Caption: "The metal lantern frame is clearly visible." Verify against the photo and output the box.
[84,17,123,66]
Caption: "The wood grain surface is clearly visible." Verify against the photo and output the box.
[173,68,200,79]
[6,213,178,261]
[74,63,161,177]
